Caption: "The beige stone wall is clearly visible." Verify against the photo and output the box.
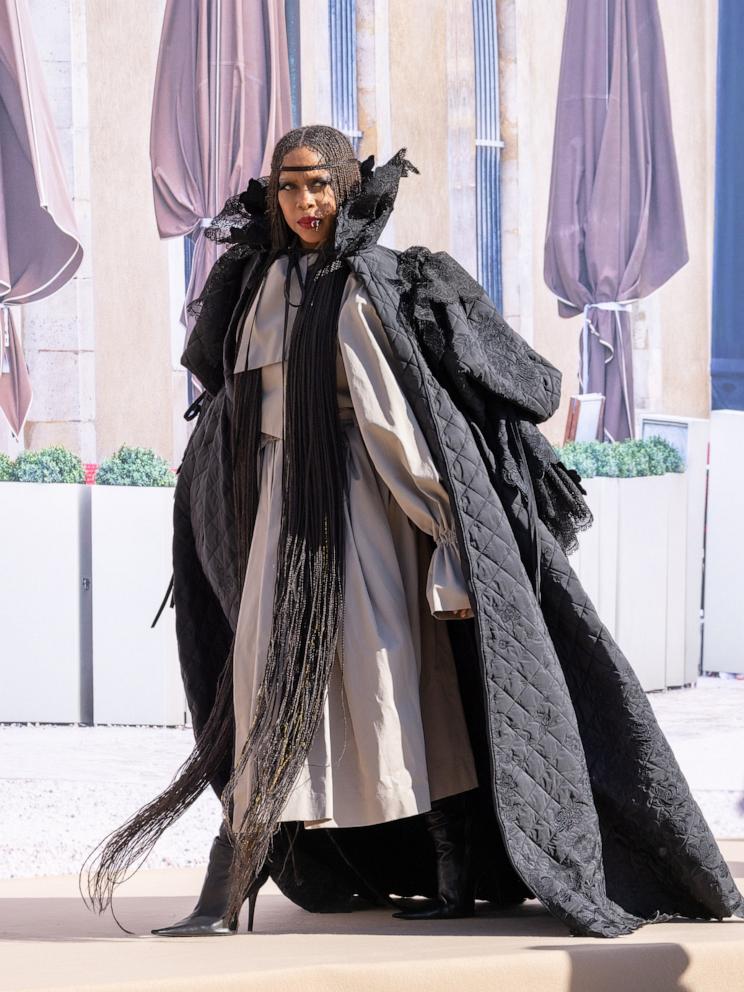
[386,0,451,254]
[355,0,477,266]
[85,0,173,464]
[15,1,715,461]
[654,0,717,421]
[502,0,576,442]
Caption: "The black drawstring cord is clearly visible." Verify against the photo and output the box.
[151,572,174,628]
[183,389,207,421]
[280,247,313,440]
[283,244,309,310]
[152,387,208,629]
[509,418,542,605]
[153,387,208,628]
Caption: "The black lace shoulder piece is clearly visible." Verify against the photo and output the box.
[202,178,271,248]
[333,149,419,256]
[517,420,594,556]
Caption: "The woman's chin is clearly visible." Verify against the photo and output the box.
[292,225,330,250]
[298,233,322,244]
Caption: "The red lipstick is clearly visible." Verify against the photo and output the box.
[298,216,322,230]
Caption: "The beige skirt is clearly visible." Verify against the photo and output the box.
[231,419,479,832]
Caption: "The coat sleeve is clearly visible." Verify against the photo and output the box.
[337,274,473,619]
[398,247,562,423]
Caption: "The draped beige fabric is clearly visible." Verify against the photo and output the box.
[231,257,478,831]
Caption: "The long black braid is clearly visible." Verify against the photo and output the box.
[221,253,351,924]
[82,126,362,926]
[220,126,362,922]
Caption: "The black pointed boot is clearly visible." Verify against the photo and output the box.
[392,790,477,920]
[151,821,268,936]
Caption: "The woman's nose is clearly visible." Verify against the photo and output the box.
[297,186,315,209]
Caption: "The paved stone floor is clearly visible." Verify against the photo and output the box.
[647,674,744,837]
[1,676,743,879]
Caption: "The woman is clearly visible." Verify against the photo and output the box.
[169,128,480,931]
[85,126,744,939]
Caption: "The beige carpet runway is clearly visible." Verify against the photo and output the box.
[2,841,743,992]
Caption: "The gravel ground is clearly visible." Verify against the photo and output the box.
[0,725,220,880]
[1,676,742,879]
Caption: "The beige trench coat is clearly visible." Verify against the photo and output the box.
[231,255,478,831]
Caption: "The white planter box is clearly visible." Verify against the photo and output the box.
[571,477,620,638]
[91,485,186,725]
[0,482,92,723]
[572,473,688,692]
[639,415,710,685]
[703,410,744,674]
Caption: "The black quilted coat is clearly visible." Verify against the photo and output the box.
[170,153,743,938]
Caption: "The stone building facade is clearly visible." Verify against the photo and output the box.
[2,0,717,462]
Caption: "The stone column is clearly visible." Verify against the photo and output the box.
[386,0,450,253]
[356,0,398,247]
[446,0,477,278]
[298,0,332,124]
[497,0,535,347]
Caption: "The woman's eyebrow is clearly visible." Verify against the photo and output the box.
[278,170,331,183]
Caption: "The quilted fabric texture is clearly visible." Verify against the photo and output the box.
[169,156,743,937]
[348,247,744,936]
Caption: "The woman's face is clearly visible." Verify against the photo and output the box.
[277,146,338,248]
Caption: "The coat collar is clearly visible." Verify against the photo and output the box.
[185,150,560,428]
[205,149,418,256]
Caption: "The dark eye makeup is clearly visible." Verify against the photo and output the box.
[278,175,332,191]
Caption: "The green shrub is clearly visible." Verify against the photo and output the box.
[556,440,596,478]
[0,452,14,481]
[644,434,685,474]
[592,442,622,478]
[95,444,175,487]
[556,436,685,479]
[12,445,85,483]
[615,440,653,477]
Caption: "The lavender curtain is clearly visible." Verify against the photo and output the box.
[544,0,687,441]
[150,0,292,353]
[0,0,83,437]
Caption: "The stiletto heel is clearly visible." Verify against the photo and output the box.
[151,822,270,937]
[247,889,259,933]
[244,862,270,933]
